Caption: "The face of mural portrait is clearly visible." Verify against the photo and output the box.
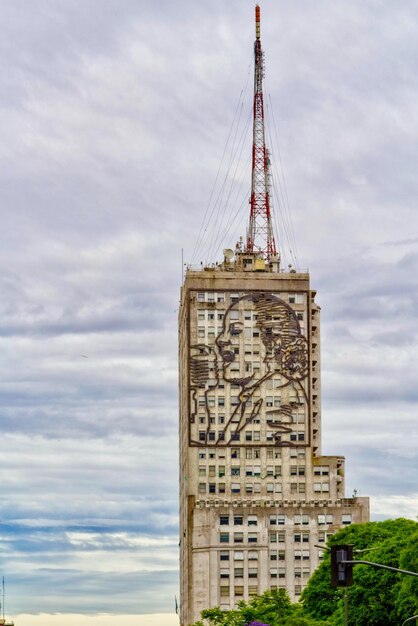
[215,293,308,387]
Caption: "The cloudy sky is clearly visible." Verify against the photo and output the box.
[0,0,417,624]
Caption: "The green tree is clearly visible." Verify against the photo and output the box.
[302,518,418,626]
[193,588,331,626]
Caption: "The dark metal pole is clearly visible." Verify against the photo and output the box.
[344,587,348,626]
[343,560,418,577]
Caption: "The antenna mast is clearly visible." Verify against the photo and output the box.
[246,5,277,260]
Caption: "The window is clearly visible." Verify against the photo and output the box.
[199,431,206,442]
[197,292,205,302]
[220,551,229,561]
[209,483,216,493]
[231,483,240,494]
[231,466,240,476]
[199,452,206,459]
[220,532,229,543]
[234,533,244,543]
[270,568,278,579]
[234,551,244,561]
[209,466,216,477]
[220,585,229,597]
[248,515,258,526]
[342,514,352,525]
[220,568,230,579]
[248,568,258,579]
[314,465,329,476]
[234,515,243,526]
[219,483,225,494]
[248,551,258,560]
[249,585,258,596]
[248,533,258,543]
[198,483,206,494]
[218,465,225,477]
[231,448,240,459]
[234,586,244,596]
[199,467,206,477]
[218,397,225,407]
[220,515,229,526]
[234,567,243,578]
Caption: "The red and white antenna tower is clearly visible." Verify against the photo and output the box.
[246,5,277,260]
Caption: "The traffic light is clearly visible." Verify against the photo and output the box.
[331,544,354,587]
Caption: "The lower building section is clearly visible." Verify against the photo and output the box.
[180,496,369,625]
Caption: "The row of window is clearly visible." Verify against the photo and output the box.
[218,514,343,528]
[198,447,305,460]
[198,310,304,322]
[197,431,306,443]
[220,532,258,543]
[199,481,332,495]
[200,465,283,478]
[196,292,306,305]
[219,550,316,563]
[199,482,283,495]
[220,515,257,526]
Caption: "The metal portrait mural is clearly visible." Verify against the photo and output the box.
[189,292,309,447]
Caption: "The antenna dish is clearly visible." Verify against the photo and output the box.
[223,248,234,260]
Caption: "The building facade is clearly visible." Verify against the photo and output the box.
[179,251,369,625]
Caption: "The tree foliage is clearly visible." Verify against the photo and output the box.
[302,518,418,626]
[192,588,331,626]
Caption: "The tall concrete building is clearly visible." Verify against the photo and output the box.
[178,7,369,626]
